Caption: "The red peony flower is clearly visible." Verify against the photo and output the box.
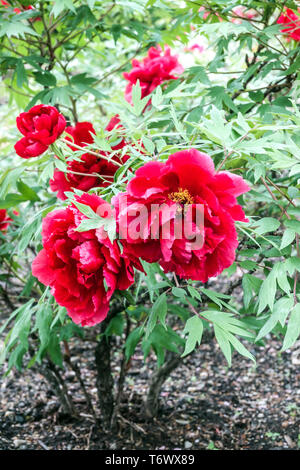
[123,45,183,104]
[277,8,300,41]
[64,121,96,151]
[0,209,12,233]
[14,136,49,159]
[113,149,250,282]
[50,116,131,200]
[15,105,66,158]
[32,193,140,326]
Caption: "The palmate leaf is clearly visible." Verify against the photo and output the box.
[50,0,76,17]
[201,311,255,339]
[214,323,255,367]
[200,310,256,365]
[200,287,239,314]
[0,21,39,39]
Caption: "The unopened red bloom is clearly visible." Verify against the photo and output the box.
[113,149,250,282]
[50,116,131,200]
[123,46,183,104]
[32,194,140,326]
[0,209,12,232]
[15,105,66,158]
[277,8,300,41]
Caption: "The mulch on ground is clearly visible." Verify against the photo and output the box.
[0,333,299,450]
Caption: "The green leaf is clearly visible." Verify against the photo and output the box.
[239,260,257,271]
[258,268,278,313]
[87,0,96,8]
[16,60,27,88]
[50,0,76,17]
[187,285,202,301]
[142,324,182,367]
[282,304,300,351]
[142,136,155,154]
[105,314,124,337]
[188,66,210,85]
[17,181,40,202]
[35,305,53,361]
[131,80,149,115]
[182,315,203,357]
[280,229,295,250]
[226,331,255,363]
[285,257,300,276]
[201,311,254,339]
[256,296,293,342]
[47,333,63,367]
[34,71,57,87]
[172,287,186,298]
[151,86,163,107]
[125,326,144,361]
[242,274,254,309]
[75,217,106,232]
[254,217,280,235]
[284,219,300,235]
[146,292,167,337]
[214,324,232,366]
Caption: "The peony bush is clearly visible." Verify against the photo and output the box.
[0,0,299,427]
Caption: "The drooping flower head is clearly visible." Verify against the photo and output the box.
[277,8,300,41]
[113,149,250,282]
[15,105,66,158]
[49,116,131,200]
[32,193,141,326]
[123,45,183,104]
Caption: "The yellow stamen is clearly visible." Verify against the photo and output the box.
[168,187,194,205]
